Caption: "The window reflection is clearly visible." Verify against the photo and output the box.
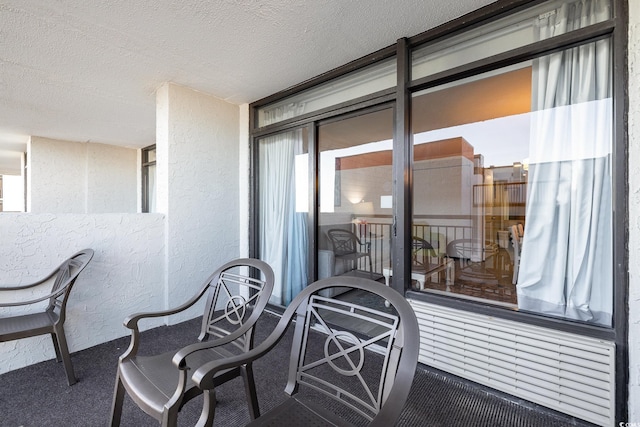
[318,109,393,286]
[411,39,612,326]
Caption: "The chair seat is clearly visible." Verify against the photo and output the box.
[119,346,238,417]
[0,312,57,341]
[247,395,355,427]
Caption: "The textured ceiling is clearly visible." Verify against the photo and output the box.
[0,0,495,173]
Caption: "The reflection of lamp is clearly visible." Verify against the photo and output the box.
[380,195,392,209]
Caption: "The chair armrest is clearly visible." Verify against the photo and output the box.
[123,277,216,329]
[172,322,254,369]
[123,306,192,329]
[0,269,60,292]
[119,281,211,361]
[0,283,69,307]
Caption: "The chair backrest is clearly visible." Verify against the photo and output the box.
[411,236,436,267]
[198,258,274,351]
[48,249,94,323]
[327,229,363,257]
[284,277,419,425]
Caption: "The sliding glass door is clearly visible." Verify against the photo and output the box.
[317,108,393,285]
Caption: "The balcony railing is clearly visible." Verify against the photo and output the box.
[353,215,474,275]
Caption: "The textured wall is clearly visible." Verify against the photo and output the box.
[0,213,165,374]
[0,84,242,376]
[86,143,138,213]
[29,137,86,213]
[628,0,639,422]
[157,83,240,324]
[28,136,137,213]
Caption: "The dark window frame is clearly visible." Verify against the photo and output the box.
[141,144,156,213]
[248,0,628,420]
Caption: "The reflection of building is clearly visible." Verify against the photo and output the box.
[414,137,475,217]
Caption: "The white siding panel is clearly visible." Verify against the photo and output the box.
[409,299,615,426]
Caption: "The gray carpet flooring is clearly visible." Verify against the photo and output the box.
[0,312,594,427]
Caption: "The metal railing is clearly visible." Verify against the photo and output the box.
[354,216,474,275]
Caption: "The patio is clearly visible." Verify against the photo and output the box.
[0,311,592,426]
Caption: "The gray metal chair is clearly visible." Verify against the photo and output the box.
[192,276,420,426]
[0,248,94,386]
[327,229,373,278]
[110,258,274,427]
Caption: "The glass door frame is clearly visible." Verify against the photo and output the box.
[313,102,397,290]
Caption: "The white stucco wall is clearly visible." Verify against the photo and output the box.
[28,136,137,214]
[628,1,639,422]
[86,143,138,213]
[0,213,165,374]
[156,83,240,323]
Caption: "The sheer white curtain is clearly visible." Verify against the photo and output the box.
[259,106,308,305]
[516,0,612,325]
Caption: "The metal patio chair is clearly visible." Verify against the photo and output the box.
[0,248,94,386]
[327,229,373,278]
[109,258,274,427]
[192,276,420,426]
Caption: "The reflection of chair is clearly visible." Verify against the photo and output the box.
[510,225,521,284]
[110,258,274,427]
[0,249,94,386]
[411,236,452,287]
[382,237,453,293]
[192,276,420,426]
[327,229,372,278]
[446,239,500,286]
[412,236,437,268]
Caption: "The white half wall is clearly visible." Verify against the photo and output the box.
[0,213,165,375]
[628,1,640,422]
[156,83,240,323]
[28,136,137,213]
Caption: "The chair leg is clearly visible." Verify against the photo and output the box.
[109,373,126,427]
[51,333,62,362]
[242,364,260,419]
[161,408,180,427]
[196,389,216,427]
[53,328,76,385]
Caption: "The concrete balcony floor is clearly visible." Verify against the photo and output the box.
[0,312,594,426]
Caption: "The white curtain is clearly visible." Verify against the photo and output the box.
[259,106,308,306]
[516,0,612,325]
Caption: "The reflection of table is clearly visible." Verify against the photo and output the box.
[382,258,454,290]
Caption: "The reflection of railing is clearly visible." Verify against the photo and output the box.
[473,182,527,207]
[355,222,390,275]
[354,217,473,275]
